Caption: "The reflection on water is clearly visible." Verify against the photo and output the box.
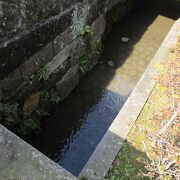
[32,88,127,176]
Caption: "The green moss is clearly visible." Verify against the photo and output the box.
[106,142,149,180]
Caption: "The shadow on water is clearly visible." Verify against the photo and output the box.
[102,0,180,69]
[30,0,180,176]
[32,90,128,176]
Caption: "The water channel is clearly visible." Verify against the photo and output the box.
[30,0,180,176]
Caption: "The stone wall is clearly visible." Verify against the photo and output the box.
[0,0,133,134]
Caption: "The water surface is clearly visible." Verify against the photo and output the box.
[31,0,180,176]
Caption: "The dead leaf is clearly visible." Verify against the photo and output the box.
[23,92,40,118]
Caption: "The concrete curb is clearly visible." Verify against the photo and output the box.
[79,18,180,179]
[0,125,77,180]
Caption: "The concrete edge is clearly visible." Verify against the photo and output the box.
[0,124,78,180]
[79,18,180,179]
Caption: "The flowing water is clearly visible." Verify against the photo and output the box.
[30,0,180,176]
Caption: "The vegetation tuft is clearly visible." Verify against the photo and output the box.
[79,41,102,74]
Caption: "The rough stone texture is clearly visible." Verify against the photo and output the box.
[0,6,74,79]
[0,125,77,180]
[56,64,79,99]
[38,7,74,46]
[0,0,74,41]
[0,0,132,104]
[10,37,85,103]
[92,14,106,43]
[47,37,83,75]
[0,28,41,79]
[53,26,75,56]
[0,0,128,80]
[0,0,133,108]
[20,42,54,78]
[0,69,22,100]
[79,18,180,179]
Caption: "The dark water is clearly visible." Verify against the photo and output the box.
[32,89,127,176]
[31,0,180,176]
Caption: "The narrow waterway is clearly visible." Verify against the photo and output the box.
[31,0,180,176]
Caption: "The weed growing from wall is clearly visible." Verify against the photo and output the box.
[21,65,50,88]
[40,89,61,105]
[81,25,93,36]
[0,102,19,126]
[38,65,50,81]
[0,101,41,135]
[17,118,41,135]
[79,41,103,74]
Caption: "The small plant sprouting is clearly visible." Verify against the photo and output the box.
[29,74,36,84]
[50,93,61,104]
[81,25,93,35]
[79,59,88,74]
[21,66,50,87]
[0,102,18,114]
[0,102,19,126]
[40,89,50,100]
[23,74,37,86]
[36,109,49,117]
[79,41,102,74]
[38,65,50,81]
[17,118,40,135]
[40,90,61,105]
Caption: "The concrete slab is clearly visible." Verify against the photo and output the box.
[0,125,78,180]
